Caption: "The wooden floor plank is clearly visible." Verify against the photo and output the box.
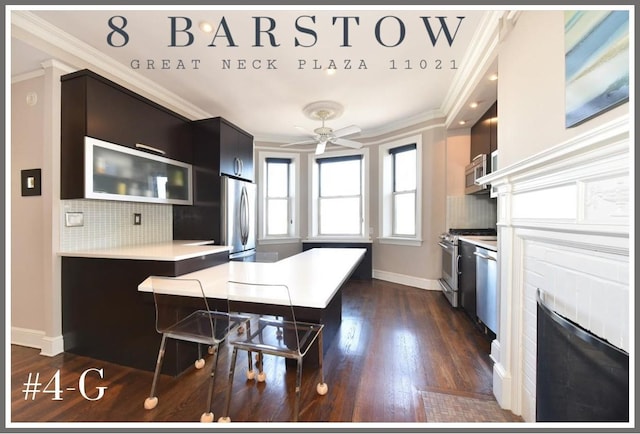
[9,279,517,424]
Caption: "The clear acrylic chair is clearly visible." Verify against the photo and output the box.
[143,276,248,422]
[218,280,328,422]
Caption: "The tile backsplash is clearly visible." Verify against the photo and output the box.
[446,194,497,229]
[60,200,172,251]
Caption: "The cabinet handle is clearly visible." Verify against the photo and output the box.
[473,251,497,261]
[135,143,166,155]
[239,158,244,176]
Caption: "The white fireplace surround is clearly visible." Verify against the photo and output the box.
[479,115,631,424]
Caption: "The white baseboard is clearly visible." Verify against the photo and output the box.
[372,269,440,290]
[493,361,513,412]
[11,327,64,356]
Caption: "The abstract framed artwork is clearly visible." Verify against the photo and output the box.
[564,10,629,128]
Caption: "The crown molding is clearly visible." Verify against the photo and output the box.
[441,10,504,129]
[11,10,211,121]
[11,69,44,84]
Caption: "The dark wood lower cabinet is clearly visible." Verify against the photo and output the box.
[61,253,228,376]
[459,240,477,320]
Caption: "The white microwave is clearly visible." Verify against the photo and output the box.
[464,154,489,194]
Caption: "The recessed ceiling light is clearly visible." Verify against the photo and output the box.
[470,102,479,109]
[489,73,498,81]
[199,21,213,33]
[459,120,467,125]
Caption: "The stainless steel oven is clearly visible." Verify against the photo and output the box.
[438,228,497,308]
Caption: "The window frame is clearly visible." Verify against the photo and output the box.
[379,135,422,246]
[308,148,370,241]
[258,151,300,244]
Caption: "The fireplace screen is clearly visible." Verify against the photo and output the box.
[536,289,629,422]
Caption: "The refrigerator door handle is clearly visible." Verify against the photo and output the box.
[240,186,249,246]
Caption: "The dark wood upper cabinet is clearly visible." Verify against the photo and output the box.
[61,70,192,199]
[173,117,254,241]
[192,117,254,182]
[470,101,498,172]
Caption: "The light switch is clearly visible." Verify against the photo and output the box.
[134,213,142,225]
[21,168,41,196]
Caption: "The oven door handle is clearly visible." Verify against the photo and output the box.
[457,254,462,274]
[438,242,454,251]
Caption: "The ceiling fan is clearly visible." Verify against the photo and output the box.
[282,103,362,155]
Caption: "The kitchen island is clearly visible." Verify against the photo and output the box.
[60,244,364,375]
[138,248,366,367]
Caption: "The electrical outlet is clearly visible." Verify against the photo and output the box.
[134,213,142,225]
[65,212,84,227]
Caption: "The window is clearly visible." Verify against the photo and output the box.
[379,135,422,245]
[391,144,417,236]
[258,152,299,242]
[310,149,369,238]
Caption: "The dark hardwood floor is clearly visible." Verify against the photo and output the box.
[10,279,519,424]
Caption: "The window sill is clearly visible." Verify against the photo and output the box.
[377,237,422,247]
[258,237,301,245]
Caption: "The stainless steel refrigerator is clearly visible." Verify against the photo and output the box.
[221,176,257,260]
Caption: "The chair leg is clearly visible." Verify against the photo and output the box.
[194,343,205,369]
[316,329,328,395]
[294,358,303,422]
[203,343,221,418]
[256,351,266,382]
[318,329,324,381]
[219,347,239,422]
[144,334,168,410]
[246,350,256,380]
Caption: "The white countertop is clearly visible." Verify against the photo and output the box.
[138,248,366,309]
[458,235,498,252]
[59,240,230,261]
[458,235,498,251]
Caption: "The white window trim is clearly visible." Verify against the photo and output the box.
[308,147,370,241]
[257,150,300,243]
[378,134,423,246]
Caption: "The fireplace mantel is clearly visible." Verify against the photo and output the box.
[477,115,631,423]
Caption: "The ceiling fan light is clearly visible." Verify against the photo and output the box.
[315,141,327,155]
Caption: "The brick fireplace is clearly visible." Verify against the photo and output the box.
[479,115,631,424]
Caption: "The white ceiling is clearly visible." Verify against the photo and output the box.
[11,8,502,147]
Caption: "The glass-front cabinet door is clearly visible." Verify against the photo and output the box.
[85,136,193,205]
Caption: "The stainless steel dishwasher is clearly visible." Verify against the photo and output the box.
[474,246,498,334]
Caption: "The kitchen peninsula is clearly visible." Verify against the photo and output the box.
[60,245,364,375]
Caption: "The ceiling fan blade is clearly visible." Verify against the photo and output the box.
[332,125,361,138]
[332,137,362,149]
[315,141,327,155]
[281,138,317,147]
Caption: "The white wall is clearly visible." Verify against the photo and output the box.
[498,10,628,168]
[11,76,46,335]
[371,123,447,286]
